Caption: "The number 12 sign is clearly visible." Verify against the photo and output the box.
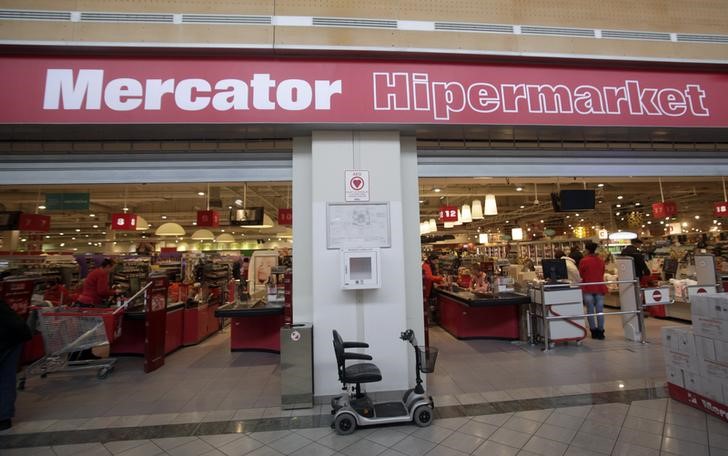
[439,206,458,222]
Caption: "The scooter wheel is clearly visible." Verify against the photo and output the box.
[413,404,433,427]
[333,413,357,435]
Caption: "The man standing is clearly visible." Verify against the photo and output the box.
[0,298,32,431]
[621,238,652,287]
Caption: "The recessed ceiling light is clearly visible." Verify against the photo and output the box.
[92,225,98,228]
[433,188,441,193]
[37,205,46,210]
[75,228,81,232]
[617,195,623,200]
[516,187,523,192]
[597,183,604,187]
[89,213,95,217]
[161,215,167,220]
[198,192,205,196]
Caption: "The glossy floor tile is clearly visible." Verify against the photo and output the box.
[1,318,727,455]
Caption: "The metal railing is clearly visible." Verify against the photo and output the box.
[528,279,674,351]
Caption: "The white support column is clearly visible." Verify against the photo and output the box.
[292,131,424,397]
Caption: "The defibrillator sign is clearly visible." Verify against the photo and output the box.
[345,170,370,202]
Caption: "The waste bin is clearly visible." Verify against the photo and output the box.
[280,323,313,409]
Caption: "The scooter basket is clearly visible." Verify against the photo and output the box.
[417,346,438,373]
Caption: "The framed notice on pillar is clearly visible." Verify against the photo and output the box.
[327,202,390,249]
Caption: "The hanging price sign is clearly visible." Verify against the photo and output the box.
[651,201,678,218]
[278,208,293,225]
[439,205,458,222]
[196,210,220,227]
[111,213,137,230]
[714,202,728,217]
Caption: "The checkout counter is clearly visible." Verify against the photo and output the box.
[215,299,284,352]
[435,286,530,339]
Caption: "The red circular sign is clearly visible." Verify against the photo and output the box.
[652,290,662,301]
[698,288,707,294]
[350,176,364,190]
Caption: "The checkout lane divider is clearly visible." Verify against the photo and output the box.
[530,279,674,351]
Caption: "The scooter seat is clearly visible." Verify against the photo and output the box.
[344,362,382,384]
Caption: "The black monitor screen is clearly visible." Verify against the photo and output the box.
[541,259,568,283]
[663,258,678,276]
[559,190,596,211]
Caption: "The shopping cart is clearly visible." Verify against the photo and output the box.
[18,305,124,389]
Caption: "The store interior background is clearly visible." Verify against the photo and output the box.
[2,175,727,256]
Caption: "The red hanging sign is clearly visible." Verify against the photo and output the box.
[439,205,458,222]
[652,201,678,218]
[18,213,51,232]
[714,202,728,217]
[196,210,220,227]
[278,208,293,226]
[111,213,137,230]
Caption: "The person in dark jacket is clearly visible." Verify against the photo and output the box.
[621,238,652,286]
[569,246,584,267]
[0,298,33,431]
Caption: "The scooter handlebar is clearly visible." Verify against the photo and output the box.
[400,329,415,344]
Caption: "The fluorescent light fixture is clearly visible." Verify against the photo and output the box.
[460,204,472,223]
[511,227,524,240]
[471,199,484,219]
[191,229,215,241]
[484,194,498,215]
[608,231,638,240]
[154,222,185,236]
[428,218,437,233]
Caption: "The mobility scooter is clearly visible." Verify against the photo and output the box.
[330,328,436,435]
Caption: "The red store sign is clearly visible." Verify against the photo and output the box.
[714,202,728,217]
[439,206,458,222]
[652,201,678,219]
[0,57,727,127]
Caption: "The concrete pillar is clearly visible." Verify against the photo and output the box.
[292,131,424,397]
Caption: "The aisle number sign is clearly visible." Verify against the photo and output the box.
[439,206,458,222]
[714,202,728,217]
[111,213,137,231]
[345,170,369,202]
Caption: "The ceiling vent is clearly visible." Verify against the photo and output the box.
[80,12,174,23]
[601,29,671,41]
[182,14,271,25]
[312,17,396,29]
[677,33,728,44]
[0,10,71,21]
[521,26,594,38]
[435,22,513,34]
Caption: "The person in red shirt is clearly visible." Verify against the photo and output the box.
[76,259,116,307]
[422,253,444,303]
[578,242,609,340]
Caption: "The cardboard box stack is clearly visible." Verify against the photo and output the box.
[662,294,728,410]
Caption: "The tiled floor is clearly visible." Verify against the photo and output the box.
[2,316,727,455]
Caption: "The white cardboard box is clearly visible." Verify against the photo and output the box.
[665,364,685,388]
[692,295,728,321]
[699,358,728,382]
[696,335,718,363]
[665,350,699,373]
[685,370,701,394]
[693,316,728,343]
[661,326,696,356]
[699,375,726,404]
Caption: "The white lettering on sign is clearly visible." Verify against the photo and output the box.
[372,73,710,120]
[43,70,342,112]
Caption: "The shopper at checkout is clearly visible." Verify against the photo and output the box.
[422,253,445,302]
[620,238,652,287]
[579,242,608,340]
[554,249,581,284]
[75,258,119,307]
